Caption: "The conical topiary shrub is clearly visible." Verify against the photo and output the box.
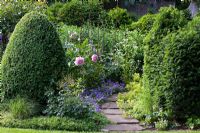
[1,12,66,103]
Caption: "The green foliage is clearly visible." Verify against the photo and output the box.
[117,73,153,120]
[186,117,200,129]
[143,7,188,114]
[1,12,66,103]
[155,118,169,131]
[46,0,108,26]
[0,1,46,43]
[44,88,94,119]
[8,97,37,119]
[0,64,3,100]
[0,113,110,131]
[108,7,132,28]
[65,38,105,88]
[45,2,64,23]
[161,16,200,119]
[113,31,144,83]
[57,24,126,82]
[129,13,156,34]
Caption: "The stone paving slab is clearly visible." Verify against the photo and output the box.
[105,115,139,124]
[101,109,123,115]
[101,102,119,109]
[106,94,118,102]
[102,124,144,131]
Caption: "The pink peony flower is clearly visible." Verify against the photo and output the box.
[74,57,85,66]
[91,54,98,62]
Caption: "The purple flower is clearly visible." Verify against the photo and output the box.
[0,34,2,44]
[80,80,125,113]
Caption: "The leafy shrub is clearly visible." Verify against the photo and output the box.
[64,38,105,88]
[0,1,46,46]
[186,117,200,129]
[155,118,169,131]
[161,16,200,119]
[45,2,64,24]
[108,7,132,28]
[117,73,153,120]
[129,13,156,34]
[8,97,37,119]
[1,12,66,103]
[143,7,188,114]
[0,114,109,131]
[113,30,144,83]
[44,88,95,119]
[46,0,109,26]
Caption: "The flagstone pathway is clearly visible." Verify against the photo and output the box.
[101,94,144,132]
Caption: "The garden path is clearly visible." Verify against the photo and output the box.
[101,94,144,132]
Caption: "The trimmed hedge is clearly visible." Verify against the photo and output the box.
[1,12,66,103]
[162,16,200,119]
[143,7,188,114]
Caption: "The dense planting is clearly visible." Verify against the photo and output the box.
[129,13,156,34]
[143,7,188,114]
[161,16,200,119]
[46,0,108,26]
[0,0,200,131]
[117,6,200,130]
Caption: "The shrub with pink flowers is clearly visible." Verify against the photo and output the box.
[64,38,105,88]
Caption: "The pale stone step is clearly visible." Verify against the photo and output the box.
[102,124,144,131]
[106,94,118,102]
[101,102,119,109]
[101,109,123,115]
[105,115,139,124]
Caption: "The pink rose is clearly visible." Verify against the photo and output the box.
[91,54,98,62]
[74,57,84,66]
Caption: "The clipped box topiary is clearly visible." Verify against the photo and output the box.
[1,12,66,103]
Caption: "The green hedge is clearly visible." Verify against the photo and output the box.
[46,0,109,26]
[162,16,200,119]
[1,12,66,103]
[108,7,132,28]
[143,7,188,114]
[129,13,156,34]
